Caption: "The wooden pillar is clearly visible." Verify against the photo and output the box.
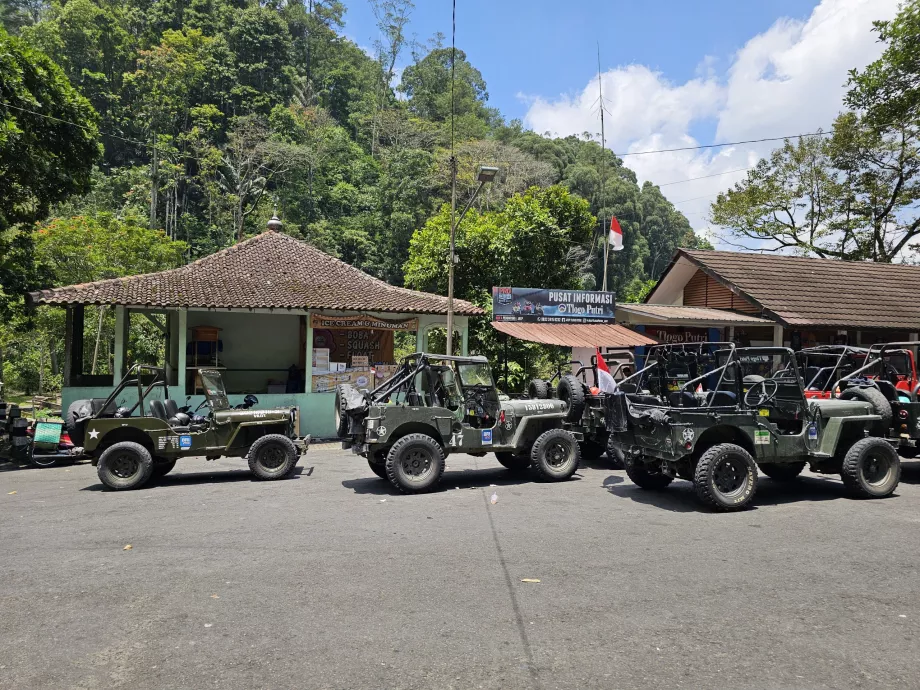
[178,308,188,394]
[415,316,427,353]
[772,324,784,347]
[460,317,469,356]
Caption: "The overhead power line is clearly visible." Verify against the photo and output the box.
[617,131,830,157]
[656,166,754,187]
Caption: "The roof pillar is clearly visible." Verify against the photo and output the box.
[113,306,127,379]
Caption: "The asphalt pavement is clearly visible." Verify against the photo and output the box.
[2,445,919,689]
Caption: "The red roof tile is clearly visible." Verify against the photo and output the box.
[28,232,484,316]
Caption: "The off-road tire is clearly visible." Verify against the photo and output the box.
[624,460,673,490]
[839,386,892,435]
[694,443,758,512]
[579,440,605,462]
[557,375,586,422]
[530,428,581,482]
[151,459,177,478]
[841,437,900,498]
[97,442,154,491]
[495,451,531,471]
[605,435,625,469]
[759,461,805,481]
[334,384,353,438]
[367,459,388,479]
[385,433,445,493]
[247,434,299,480]
[527,379,550,400]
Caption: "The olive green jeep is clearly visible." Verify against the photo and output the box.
[606,346,900,511]
[336,353,581,493]
[67,365,309,490]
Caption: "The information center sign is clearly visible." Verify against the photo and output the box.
[492,287,616,324]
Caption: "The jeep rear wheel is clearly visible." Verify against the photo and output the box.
[367,459,388,479]
[248,434,299,480]
[624,460,673,490]
[495,452,531,471]
[530,428,580,482]
[97,442,154,491]
[527,379,550,399]
[694,443,758,511]
[385,433,445,493]
[841,437,900,498]
[557,375,586,423]
[334,384,353,438]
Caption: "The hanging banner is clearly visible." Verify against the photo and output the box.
[310,314,419,331]
[492,287,616,324]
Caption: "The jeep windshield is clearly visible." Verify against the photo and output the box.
[458,362,493,387]
[199,370,230,411]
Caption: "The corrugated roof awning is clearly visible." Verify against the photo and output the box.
[617,304,773,325]
[491,321,657,347]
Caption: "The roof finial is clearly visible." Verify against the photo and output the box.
[267,209,282,232]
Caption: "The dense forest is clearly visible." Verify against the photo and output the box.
[0,0,717,395]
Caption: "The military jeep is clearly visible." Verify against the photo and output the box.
[335,353,581,493]
[67,365,309,490]
[606,346,901,511]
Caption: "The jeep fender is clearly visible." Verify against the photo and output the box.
[817,414,882,457]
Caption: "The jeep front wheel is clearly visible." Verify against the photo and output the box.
[97,442,154,491]
[495,452,530,471]
[530,428,580,482]
[248,434,299,480]
[694,443,758,511]
[841,437,900,498]
[385,433,445,493]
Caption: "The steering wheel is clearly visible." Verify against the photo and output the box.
[744,379,779,407]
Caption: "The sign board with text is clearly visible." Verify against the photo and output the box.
[492,287,616,324]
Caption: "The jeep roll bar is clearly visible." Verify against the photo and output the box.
[95,364,170,419]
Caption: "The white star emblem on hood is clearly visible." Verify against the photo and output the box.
[88,429,100,440]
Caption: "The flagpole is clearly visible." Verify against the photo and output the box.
[597,43,609,292]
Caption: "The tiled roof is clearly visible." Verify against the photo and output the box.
[28,231,484,316]
[617,304,773,324]
[672,250,920,329]
[491,321,657,347]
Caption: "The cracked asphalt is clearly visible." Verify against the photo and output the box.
[2,445,919,689]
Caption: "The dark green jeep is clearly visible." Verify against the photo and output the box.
[336,353,581,493]
[67,365,309,490]
[606,347,900,511]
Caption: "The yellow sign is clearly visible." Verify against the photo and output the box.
[758,409,770,417]
[310,313,419,331]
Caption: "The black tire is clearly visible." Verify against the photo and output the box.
[527,379,550,400]
[30,453,61,468]
[579,440,605,461]
[605,435,625,469]
[334,384,353,438]
[530,428,581,481]
[385,433,445,493]
[65,399,93,446]
[557,375,586,423]
[841,437,900,498]
[151,459,177,478]
[247,434,298,480]
[694,443,758,512]
[839,386,892,435]
[97,442,154,491]
[759,461,805,481]
[624,460,673,490]
[367,459,388,479]
[495,451,531,471]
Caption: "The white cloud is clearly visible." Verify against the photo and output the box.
[522,0,900,243]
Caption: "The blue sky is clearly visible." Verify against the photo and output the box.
[344,0,900,240]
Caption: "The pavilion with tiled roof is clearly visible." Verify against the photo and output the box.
[29,229,484,438]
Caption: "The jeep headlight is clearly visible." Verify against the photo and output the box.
[367,418,378,429]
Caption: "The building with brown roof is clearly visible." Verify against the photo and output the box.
[28,226,484,438]
[617,249,920,347]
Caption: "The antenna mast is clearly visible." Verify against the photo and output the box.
[597,44,609,292]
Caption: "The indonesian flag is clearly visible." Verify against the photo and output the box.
[596,348,618,393]
[609,216,624,251]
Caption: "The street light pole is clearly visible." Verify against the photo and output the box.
[445,165,498,355]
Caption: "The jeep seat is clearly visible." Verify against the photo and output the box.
[164,399,191,427]
[150,399,168,420]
